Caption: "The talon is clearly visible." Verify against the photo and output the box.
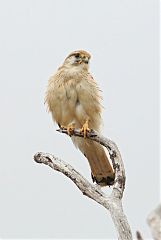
[67,123,75,136]
[59,124,75,136]
[59,125,67,130]
[67,125,75,136]
[80,119,90,138]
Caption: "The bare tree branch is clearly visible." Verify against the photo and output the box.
[57,128,126,198]
[136,231,144,240]
[147,204,161,240]
[34,151,108,207]
[34,128,132,240]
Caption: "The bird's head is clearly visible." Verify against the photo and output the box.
[63,50,91,71]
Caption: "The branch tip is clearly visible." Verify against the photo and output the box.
[34,152,43,163]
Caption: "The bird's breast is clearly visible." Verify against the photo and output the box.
[46,72,101,130]
[50,78,80,127]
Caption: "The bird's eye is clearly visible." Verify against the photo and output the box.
[75,54,80,58]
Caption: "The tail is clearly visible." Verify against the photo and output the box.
[71,137,115,186]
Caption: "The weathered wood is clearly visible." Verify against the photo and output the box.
[34,128,132,240]
[147,204,161,240]
[136,231,144,240]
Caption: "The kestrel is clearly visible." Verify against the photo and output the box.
[45,50,115,186]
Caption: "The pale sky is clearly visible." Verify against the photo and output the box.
[0,0,159,239]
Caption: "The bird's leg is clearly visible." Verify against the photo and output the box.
[80,118,90,138]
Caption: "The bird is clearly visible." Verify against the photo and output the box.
[45,50,115,186]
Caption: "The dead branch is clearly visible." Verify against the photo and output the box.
[147,204,161,240]
[136,231,144,240]
[34,128,132,240]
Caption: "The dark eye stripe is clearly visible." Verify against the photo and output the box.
[75,54,80,58]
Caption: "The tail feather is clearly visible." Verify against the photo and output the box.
[71,137,115,186]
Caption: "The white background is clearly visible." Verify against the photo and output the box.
[0,0,159,238]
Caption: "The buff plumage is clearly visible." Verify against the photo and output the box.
[45,50,115,186]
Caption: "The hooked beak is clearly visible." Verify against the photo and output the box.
[83,57,89,64]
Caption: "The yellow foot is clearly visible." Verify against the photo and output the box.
[80,119,90,138]
[60,125,66,130]
[67,125,75,136]
[60,124,75,136]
